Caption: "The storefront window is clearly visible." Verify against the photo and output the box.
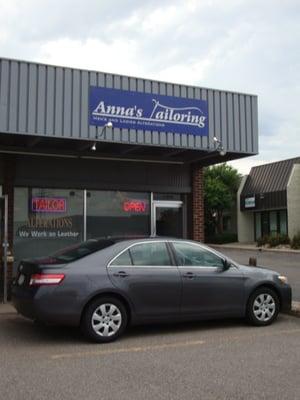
[255,209,287,240]
[14,188,84,263]
[269,211,277,236]
[86,191,150,239]
[279,210,287,235]
[255,213,262,240]
[13,188,184,264]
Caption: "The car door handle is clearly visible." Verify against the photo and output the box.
[182,272,195,279]
[113,271,129,278]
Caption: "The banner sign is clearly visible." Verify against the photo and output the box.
[16,216,80,239]
[89,86,209,136]
[245,196,256,208]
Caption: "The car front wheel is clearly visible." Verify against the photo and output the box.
[247,287,279,326]
[81,297,128,343]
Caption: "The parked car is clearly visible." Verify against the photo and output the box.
[12,237,292,343]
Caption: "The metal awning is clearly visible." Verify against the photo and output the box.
[0,132,250,166]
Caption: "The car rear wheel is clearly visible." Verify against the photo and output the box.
[247,287,279,326]
[81,297,128,343]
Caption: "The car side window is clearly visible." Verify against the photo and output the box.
[130,242,171,266]
[110,250,132,266]
[172,242,224,268]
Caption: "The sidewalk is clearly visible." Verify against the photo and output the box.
[209,242,300,254]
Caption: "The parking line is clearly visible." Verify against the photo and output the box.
[51,327,300,361]
[51,339,206,360]
[229,328,300,341]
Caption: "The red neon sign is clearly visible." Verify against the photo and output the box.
[123,200,147,213]
[31,197,67,213]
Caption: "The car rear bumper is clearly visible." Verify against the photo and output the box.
[12,286,39,320]
[11,285,81,326]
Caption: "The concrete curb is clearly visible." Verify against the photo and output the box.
[0,303,16,315]
[288,301,300,318]
[209,244,300,254]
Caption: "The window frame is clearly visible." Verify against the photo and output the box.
[108,240,235,270]
[169,240,232,269]
[107,240,176,268]
[109,248,133,266]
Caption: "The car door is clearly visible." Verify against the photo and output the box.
[107,241,181,319]
[170,241,246,317]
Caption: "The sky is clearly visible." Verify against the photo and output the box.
[0,0,299,174]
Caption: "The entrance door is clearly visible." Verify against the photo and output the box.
[152,201,183,238]
[0,195,8,303]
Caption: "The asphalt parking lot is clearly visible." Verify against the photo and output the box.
[0,311,299,400]
[212,247,300,301]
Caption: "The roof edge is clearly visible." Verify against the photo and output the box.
[0,56,258,98]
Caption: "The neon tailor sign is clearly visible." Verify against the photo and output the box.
[31,197,67,213]
[89,87,208,136]
[123,200,147,213]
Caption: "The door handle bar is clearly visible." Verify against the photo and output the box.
[182,272,195,279]
[113,271,129,278]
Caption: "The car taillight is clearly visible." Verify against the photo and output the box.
[29,273,65,286]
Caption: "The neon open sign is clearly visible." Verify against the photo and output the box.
[31,197,67,213]
[123,200,147,213]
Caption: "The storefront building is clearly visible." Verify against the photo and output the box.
[0,57,258,295]
[238,157,300,242]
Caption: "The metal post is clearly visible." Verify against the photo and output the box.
[83,190,87,241]
[150,192,154,236]
[2,195,8,304]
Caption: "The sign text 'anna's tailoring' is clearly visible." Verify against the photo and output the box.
[89,87,208,136]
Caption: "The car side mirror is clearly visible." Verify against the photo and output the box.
[222,259,231,271]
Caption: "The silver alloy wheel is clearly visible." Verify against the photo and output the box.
[253,293,276,322]
[91,303,122,337]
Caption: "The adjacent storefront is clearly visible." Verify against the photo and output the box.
[238,157,300,242]
[0,57,258,297]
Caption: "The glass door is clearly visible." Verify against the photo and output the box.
[152,201,183,238]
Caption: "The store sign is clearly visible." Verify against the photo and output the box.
[31,197,67,213]
[16,217,80,239]
[245,196,255,208]
[89,87,208,136]
[123,200,148,213]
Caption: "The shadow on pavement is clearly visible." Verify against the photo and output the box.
[0,312,263,346]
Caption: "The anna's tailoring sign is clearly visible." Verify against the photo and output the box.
[89,86,209,136]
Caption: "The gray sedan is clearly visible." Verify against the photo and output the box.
[12,237,292,343]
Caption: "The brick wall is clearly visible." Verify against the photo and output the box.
[192,164,204,242]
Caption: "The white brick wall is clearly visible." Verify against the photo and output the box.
[287,164,300,238]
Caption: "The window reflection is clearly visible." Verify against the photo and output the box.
[86,191,150,239]
[14,188,84,265]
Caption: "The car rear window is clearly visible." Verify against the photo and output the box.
[50,239,116,263]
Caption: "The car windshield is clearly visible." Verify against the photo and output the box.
[50,239,116,263]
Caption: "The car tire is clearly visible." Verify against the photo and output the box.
[246,287,280,326]
[81,297,128,343]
